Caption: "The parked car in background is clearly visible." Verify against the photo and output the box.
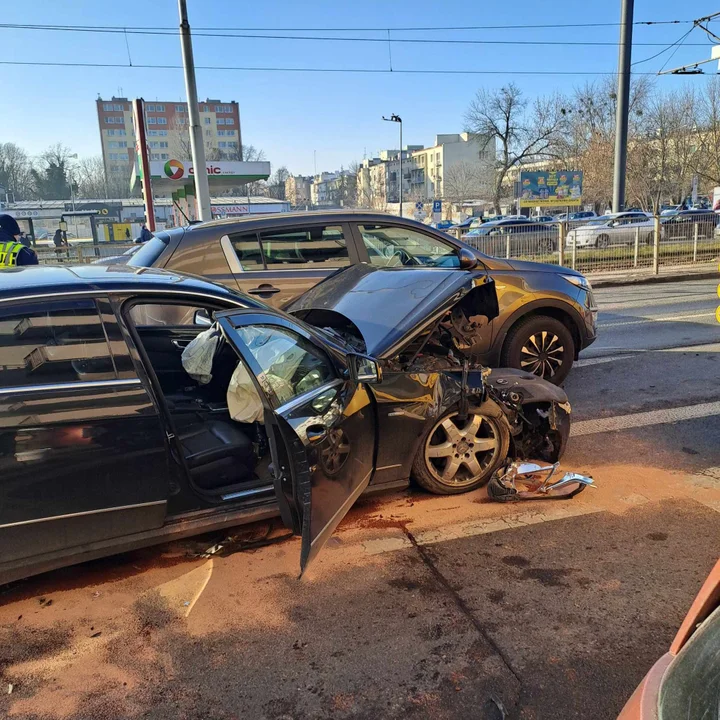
[0,265,572,583]
[618,558,720,719]
[554,211,597,222]
[127,212,597,384]
[566,212,655,249]
[464,217,559,255]
[661,208,717,240]
[533,215,556,223]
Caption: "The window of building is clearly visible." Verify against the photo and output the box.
[118,129,126,136]
[149,141,159,149]
[226,130,236,136]
[204,117,211,125]
[114,104,124,111]
[109,153,119,160]
[225,118,234,125]
[147,104,155,112]
[160,153,168,160]
[205,129,212,137]
[177,117,186,125]
[359,224,459,268]
[103,103,113,111]
[259,226,350,270]
[217,118,225,125]
[217,130,226,136]
[157,117,167,125]
[118,141,127,148]
[108,141,119,149]
[159,130,168,136]
[215,105,222,113]
[218,142,227,149]
[228,142,237,148]
[175,104,185,112]
[159,141,168,148]
[147,117,157,125]
[155,104,165,112]
[202,105,208,112]
[148,130,157,136]
[150,153,160,160]
[106,129,115,136]
[0,300,119,388]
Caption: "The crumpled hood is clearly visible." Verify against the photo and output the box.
[288,264,499,358]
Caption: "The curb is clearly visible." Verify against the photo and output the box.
[590,270,718,289]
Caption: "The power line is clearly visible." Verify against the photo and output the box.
[0,19,703,35]
[0,23,713,47]
[0,59,663,75]
[632,26,696,66]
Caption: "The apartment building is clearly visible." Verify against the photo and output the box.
[285,175,313,207]
[96,97,242,189]
[357,133,495,208]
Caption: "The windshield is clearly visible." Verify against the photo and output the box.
[128,230,177,268]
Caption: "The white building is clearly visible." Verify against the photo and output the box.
[310,172,338,207]
[357,133,495,209]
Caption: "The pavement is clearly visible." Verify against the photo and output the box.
[1,278,720,720]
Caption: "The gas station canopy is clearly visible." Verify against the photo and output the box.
[132,159,271,196]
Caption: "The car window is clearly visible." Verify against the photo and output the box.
[0,299,117,387]
[258,225,350,270]
[129,302,211,327]
[235,325,335,407]
[359,224,459,268]
[230,232,264,270]
[128,231,172,267]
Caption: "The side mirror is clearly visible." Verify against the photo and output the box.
[348,354,382,384]
[458,247,479,269]
[194,308,213,327]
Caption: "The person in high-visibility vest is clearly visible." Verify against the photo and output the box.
[0,215,38,268]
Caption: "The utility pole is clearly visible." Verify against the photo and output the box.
[612,0,634,213]
[178,0,211,221]
[382,114,403,216]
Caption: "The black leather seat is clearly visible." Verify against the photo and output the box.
[179,421,256,491]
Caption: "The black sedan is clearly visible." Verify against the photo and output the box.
[0,265,570,583]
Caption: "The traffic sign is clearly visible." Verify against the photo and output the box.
[432,200,442,213]
[415,201,423,211]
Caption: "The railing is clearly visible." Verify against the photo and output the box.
[35,242,136,265]
[460,216,720,277]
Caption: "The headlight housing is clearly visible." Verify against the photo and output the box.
[561,274,592,291]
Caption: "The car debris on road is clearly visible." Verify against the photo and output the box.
[487,461,595,502]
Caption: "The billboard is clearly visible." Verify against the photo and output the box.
[518,170,583,208]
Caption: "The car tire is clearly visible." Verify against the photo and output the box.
[411,410,509,495]
[596,234,610,249]
[501,315,575,385]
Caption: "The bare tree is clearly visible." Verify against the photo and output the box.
[693,76,720,189]
[74,156,108,199]
[0,143,32,201]
[267,166,290,199]
[464,83,569,213]
[443,161,485,203]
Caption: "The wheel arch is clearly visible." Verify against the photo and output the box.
[494,301,584,362]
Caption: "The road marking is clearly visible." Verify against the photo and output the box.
[598,311,716,328]
[576,341,720,367]
[360,506,601,555]
[571,401,720,437]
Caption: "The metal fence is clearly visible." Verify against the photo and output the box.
[459,216,720,277]
[35,242,136,265]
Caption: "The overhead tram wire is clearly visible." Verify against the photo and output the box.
[0,59,663,76]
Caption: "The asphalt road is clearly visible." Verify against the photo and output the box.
[1,278,720,720]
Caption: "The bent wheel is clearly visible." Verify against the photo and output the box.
[412,411,509,495]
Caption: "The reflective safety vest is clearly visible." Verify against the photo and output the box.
[0,241,23,268]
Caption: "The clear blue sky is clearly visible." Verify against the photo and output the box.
[1,0,718,175]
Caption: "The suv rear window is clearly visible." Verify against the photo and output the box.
[129,230,177,267]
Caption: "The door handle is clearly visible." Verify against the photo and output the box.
[171,339,191,349]
[306,424,327,445]
[248,284,281,295]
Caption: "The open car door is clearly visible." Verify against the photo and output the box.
[215,310,377,573]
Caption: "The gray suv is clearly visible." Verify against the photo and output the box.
[130,211,597,383]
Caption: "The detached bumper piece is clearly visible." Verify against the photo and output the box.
[487,461,595,502]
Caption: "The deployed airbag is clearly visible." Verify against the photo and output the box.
[181,327,221,385]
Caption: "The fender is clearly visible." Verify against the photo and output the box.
[489,297,587,364]
[485,368,570,406]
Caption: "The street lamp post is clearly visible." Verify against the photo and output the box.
[382,114,403,216]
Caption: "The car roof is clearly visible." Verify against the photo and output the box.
[185,210,433,233]
[0,264,248,303]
